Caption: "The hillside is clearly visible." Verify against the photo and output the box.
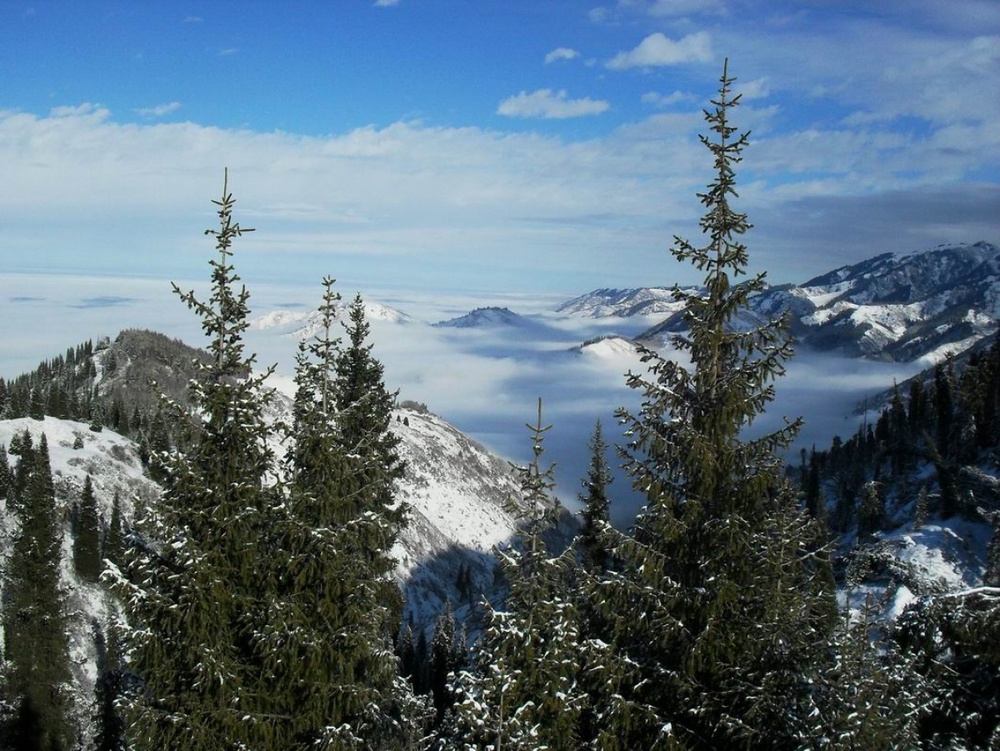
[0,330,575,745]
[564,242,1000,364]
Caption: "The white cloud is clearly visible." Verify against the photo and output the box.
[644,0,726,16]
[641,90,692,108]
[544,47,580,64]
[588,7,610,23]
[736,77,769,100]
[497,89,610,119]
[607,31,713,70]
[135,101,182,118]
[374,0,401,6]
[592,0,724,24]
[50,103,108,119]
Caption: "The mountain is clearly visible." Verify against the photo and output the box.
[251,301,414,337]
[0,332,575,744]
[557,286,695,318]
[389,403,575,629]
[564,242,1000,364]
[571,334,643,360]
[768,241,1000,362]
[433,306,529,329]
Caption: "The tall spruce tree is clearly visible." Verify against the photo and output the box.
[269,275,420,748]
[2,432,72,750]
[111,172,289,749]
[334,294,406,526]
[73,473,102,582]
[578,418,613,573]
[333,293,408,629]
[451,400,590,750]
[587,60,837,749]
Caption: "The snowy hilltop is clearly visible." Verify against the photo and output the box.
[565,242,1000,365]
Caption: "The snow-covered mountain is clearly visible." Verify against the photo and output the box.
[557,287,695,318]
[563,242,1000,364]
[766,241,1000,362]
[433,306,530,329]
[251,300,414,337]
[0,332,576,743]
[571,334,643,360]
[0,417,163,741]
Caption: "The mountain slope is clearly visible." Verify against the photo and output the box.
[557,287,693,318]
[0,330,575,745]
[433,306,530,329]
[563,242,1000,364]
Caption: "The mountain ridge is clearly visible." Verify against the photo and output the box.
[563,242,1000,364]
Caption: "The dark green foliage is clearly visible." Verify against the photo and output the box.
[428,602,466,723]
[27,387,45,421]
[0,445,11,500]
[88,398,104,432]
[113,173,291,749]
[810,599,922,748]
[104,491,125,569]
[578,418,613,573]
[110,178,419,750]
[857,480,884,539]
[267,275,420,748]
[451,400,589,750]
[334,293,407,537]
[2,432,72,750]
[895,588,1000,748]
[93,624,127,751]
[805,331,1000,539]
[73,474,102,582]
[588,61,837,749]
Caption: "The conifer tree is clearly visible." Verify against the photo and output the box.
[578,418,613,573]
[332,292,408,633]
[264,275,420,748]
[28,386,45,421]
[428,602,464,724]
[2,432,72,749]
[0,445,11,500]
[104,490,125,569]
[111,172,290,749]
[589,60,837,749]
[93,624,127,751]
[74,474,102,582]
[334,294,407,535]
[451,400,589,750]
[811,598,922,747]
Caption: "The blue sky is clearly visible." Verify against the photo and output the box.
[1,0,998,298]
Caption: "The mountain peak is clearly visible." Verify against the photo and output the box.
[433,306,526,328]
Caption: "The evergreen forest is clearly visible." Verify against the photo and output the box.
[0,62,997,750]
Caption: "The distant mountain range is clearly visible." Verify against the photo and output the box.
[246,241,1000,368]
[563,242,1000,364]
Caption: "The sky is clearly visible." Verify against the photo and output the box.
[0,0,997,300]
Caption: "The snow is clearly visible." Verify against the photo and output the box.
[839,514,992,624]
[0,417,158,744]
[250,301,413,337]
[0,416,159,523]
[577,336,641,360]
[434,307,528,329]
